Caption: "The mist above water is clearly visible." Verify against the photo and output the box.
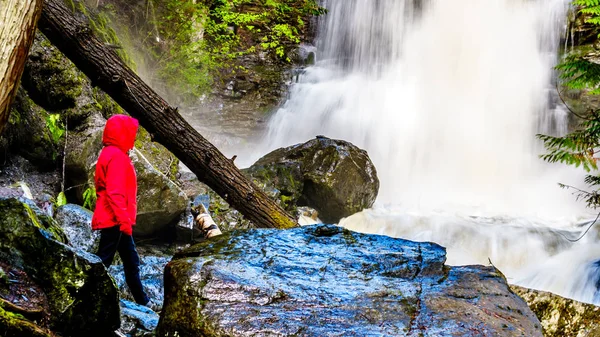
[257,0,582,218]
[246,0,600,303]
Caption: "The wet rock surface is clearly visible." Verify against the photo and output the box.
[157,224,541,337]
[119,299,159,337]
[55,203,99,253]
[247,136,379,223]
[110,256,170,309]
[511,285,600,337]
[0,197,120,336]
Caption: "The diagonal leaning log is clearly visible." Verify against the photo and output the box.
[38,0,297,229]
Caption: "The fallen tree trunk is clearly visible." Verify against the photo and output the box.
[0,0,43,134]
[38,0,297,229]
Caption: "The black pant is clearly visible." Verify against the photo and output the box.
[96,226,149,305]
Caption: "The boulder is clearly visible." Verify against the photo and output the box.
[63,125,103,203]
[130,148,188,236]
[0,197,120,335]
[21,33,86,113]
[511,285,600,337]
[21,32,100,129]
[246,136,379,223]
[55,203,100,253]
[157,224,542,337]
[3,88,60,170]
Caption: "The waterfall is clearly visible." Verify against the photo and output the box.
[256,0,581,216]
[248,0,600,303]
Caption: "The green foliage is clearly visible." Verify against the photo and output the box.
[537,113,600,174]
[577,0,600,20]
[556,53,600,94]
[56,192,67,207]
[0,267,7,287]
[67,0,135,69]
[143,0,324,99]
[205,0,325,63]
[82,186,97,211]
[539,0,600,208]
[45,114,65,144]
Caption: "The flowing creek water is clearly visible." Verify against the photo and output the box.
[188,0,600,304]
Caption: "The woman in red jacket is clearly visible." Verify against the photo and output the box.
[92,114,150,307]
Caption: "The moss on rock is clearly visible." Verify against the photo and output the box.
[0,197,120,335]
[246,136,380,223]
[4,88,61,170]
[21,33,85,112]
[511,285,600,337]
[0,305,52,337]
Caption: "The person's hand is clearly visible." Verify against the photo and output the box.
[119,223,133,236]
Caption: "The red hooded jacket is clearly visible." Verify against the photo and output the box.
[91,115,139,235]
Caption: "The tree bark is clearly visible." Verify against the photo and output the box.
[38,0,297,229]
[0,0,43,134]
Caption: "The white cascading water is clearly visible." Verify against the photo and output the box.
[244,0,600,304]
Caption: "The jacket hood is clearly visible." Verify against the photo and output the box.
[102,115,139,152]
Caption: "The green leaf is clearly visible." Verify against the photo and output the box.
[56,192,67,207]
[82,186,97,210]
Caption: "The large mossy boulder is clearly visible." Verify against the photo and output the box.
[511,285,600,337]
[246,136,379,223]
[22,33,85,113]
[157,224,542,337]
[3,88,60,170]
[21,32,100,129]
[0,197,120,336]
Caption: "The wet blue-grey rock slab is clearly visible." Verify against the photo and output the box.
[157,224,542,337]
[55,203,100,253]
[119,299,159,336]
